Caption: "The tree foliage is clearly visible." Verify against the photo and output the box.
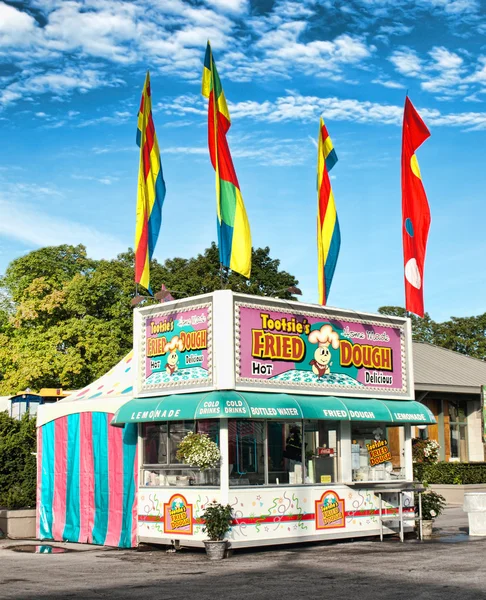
[378,305,486,361]
[152,242,298,299]
[377,306,437,344]
[0,245,134,393]
[0,243,298,394]
[433,313,486,362]
[0,412,37,509]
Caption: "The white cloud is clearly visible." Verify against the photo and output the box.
[389,44,485,99]
[162,134,312,166]
[0,66,125,108]
[91,145,136,155]
[0,3,37,46]
[389,48,424,77]
[164,90,486,130]
[71,174,119,185]
[354,0,479,16]
[422,0,479,14]
[203,0,248,13]
[0,0,483,114]
[246,23,375,82]
[7,182,64,198]
[467,56,486,85]
[372,78,406,89]
[76,110,131,127]
[42,3,140,63]
[421,46,465,93]
[0,195,125,259]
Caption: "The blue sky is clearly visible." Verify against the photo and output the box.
[0,0,485,322]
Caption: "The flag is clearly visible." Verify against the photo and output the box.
[401,96,431,317]
[135,71,166,293]
[202,42,252,278]
[160,284,174,303]
[317,117,340,305]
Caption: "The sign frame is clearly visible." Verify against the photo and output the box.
[234,297,413,400]
[135,296,214,397]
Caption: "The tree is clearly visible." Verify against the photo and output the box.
[378,306,486,362]
[151,242,298,300]
[0,412,37,509]
[0,245,134,393]
[0,243,298,394]
[1,244,94,305]
[434,313,486,361]
[377,306,437,344]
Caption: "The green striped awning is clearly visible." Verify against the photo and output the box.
[111,391,436,426]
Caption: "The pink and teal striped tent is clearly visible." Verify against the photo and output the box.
[36,352,138,548]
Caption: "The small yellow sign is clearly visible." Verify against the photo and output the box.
[320,475,332,484]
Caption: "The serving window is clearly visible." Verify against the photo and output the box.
[141,420,220,487]
[351,423,405,482]
[229,419,340,486]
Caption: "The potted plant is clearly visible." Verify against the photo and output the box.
[412,439,440,464]
[176,432,221,473]
[417,489,446,538]
[200,502,233,560]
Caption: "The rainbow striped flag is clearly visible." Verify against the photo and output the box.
[135,71,166,293]
[202,42,252,278]
[317,117,340,305]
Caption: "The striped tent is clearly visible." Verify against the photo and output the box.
[36,352,138,548]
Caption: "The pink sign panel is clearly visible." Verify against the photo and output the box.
[142,305,211,390]
[235,303,408,398]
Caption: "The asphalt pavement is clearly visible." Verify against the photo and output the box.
[1,507,485,600]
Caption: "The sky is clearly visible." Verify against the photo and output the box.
[0,0,485,322]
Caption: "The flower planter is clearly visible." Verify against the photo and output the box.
[421,520,433,538]
[204,540,228,560]
[0,509,36,539]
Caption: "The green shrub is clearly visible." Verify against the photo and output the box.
[201,502,233,541]
[414,462,486,485]
[416,490,446,520]
[0,411,37,509]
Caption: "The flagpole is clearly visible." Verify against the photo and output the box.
[209,42,224,292]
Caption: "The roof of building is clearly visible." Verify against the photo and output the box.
[413,342,486,395]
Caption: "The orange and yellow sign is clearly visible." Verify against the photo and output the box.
[315,491,345,530]
[163,494,193,535]
[366,439,392,466]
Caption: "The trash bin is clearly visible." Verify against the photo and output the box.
[463,493,486,536]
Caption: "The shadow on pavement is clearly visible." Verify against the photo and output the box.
[2,534,486,600]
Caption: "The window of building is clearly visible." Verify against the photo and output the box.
[305,421,339,484]
[141,420,220,487]
[448,400,468,462]
[228,419,340,487]
[268,421,303,484]
[228,420,265,486]
[449,401,468,462]
[351,423,405,482]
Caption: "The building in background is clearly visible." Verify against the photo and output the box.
[5,388,71,419]
[413,342,486,462]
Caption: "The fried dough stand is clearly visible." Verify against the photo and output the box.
[112,290,435,547]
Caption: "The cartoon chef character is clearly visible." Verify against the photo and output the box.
[164,336,184,376]
[308,324,340,378]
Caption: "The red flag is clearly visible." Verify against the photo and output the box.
[401,97,431,318]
